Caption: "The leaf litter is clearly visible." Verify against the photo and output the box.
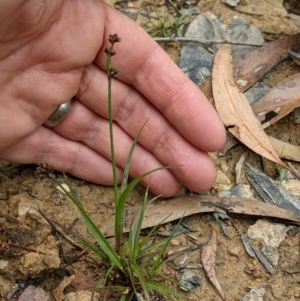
[200,33,300,99]
[252,73,300,129]
[201,226,225,300]
[212,40,300,179]
[101,195,300,236]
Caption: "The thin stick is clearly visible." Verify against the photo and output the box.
[35,206,84,250]
[153,37,265,47]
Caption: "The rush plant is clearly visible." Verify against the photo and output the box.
[48,34,192,301]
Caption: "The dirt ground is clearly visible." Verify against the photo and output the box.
[1,1,300,300]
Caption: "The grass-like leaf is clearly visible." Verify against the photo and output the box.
[149,218,183,274]
[52,179,122,271]
[120,120,148,196]
[45,34,196,301]
[114,166,170,254]
[130,261,151,301]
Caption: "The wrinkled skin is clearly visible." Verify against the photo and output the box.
[0,0,225,197]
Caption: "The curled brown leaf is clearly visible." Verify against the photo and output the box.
[201,227,225,300]
[212,42,298,179]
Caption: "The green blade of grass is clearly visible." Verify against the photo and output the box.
[94,285,129,292]
[79,241,107,261]
[149,217,183,274]
[106,44,119,204]
[130,186,154,261]
[124,257,139,299]
[53,178,123,271]
[138,213,172,254]
[130,261,151,301]
[115,166,171,254]
[120,120,148,196]
[74,204,122,270]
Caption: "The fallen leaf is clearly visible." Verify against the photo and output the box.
[201,227,225,300]
[220,133,300,163]
[232,34,300,91]
[200,34,300,99]
[252,73,300,128]
[102,195,300,236]
[212,42,296,176]
[268,136,300,162]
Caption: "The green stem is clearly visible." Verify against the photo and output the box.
[106,53,119,205]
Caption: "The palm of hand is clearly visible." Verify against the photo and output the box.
[0,0,225,197]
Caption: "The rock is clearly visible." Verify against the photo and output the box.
[19,236,60,277]
[244,82,271,106]
[217,184,254,199]
[261,245,279,266]
[247,219,288,268]
[225,0,242,6]
[213,170,233,192]
[247,219,288,248]
[0,275,13,299]
[52,275,76,301]
[64,290,99,301]
[281,179,300,196]
[17,197,42,217]
[228,246,242,258]
[179,270,201,290]
[178,12,225,86]
[178,14,264,88]
[18,285,50,301]
[0,260,9,273]
[241,286,267,301]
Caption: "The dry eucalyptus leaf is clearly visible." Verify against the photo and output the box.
[252,73,300,128]
[268,136,300,162]
[212,42,292,172]
[233,33,300,91]
[101,195,300,237]
[200,33,300,99]
[201,227,225,300]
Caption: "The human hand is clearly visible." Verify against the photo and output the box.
[0,0,225,197]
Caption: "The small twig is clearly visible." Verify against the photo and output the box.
[1,242,47,255]
[289,50,300,62]
[164,244,203,262]
[232,7,264,16]
[153,37,265,47]
[34,206,84,250]
[166,0,183,16]
[0,212,19,224]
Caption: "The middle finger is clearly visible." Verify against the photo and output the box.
[76,64,217,193]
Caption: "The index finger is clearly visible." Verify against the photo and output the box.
[96,3,225,152]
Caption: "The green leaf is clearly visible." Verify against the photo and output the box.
[130,261,151,301]
[120,120,148,196]
[149,218,183,274]
[79,241,107,261]
[138,213,172,255]
[53,179,122,271]
[114,166,171,254]
[130,186,151,261]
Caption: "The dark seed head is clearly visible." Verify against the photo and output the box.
[108,68,120,79]
[108,34,121,44]
[104,47,117,57]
